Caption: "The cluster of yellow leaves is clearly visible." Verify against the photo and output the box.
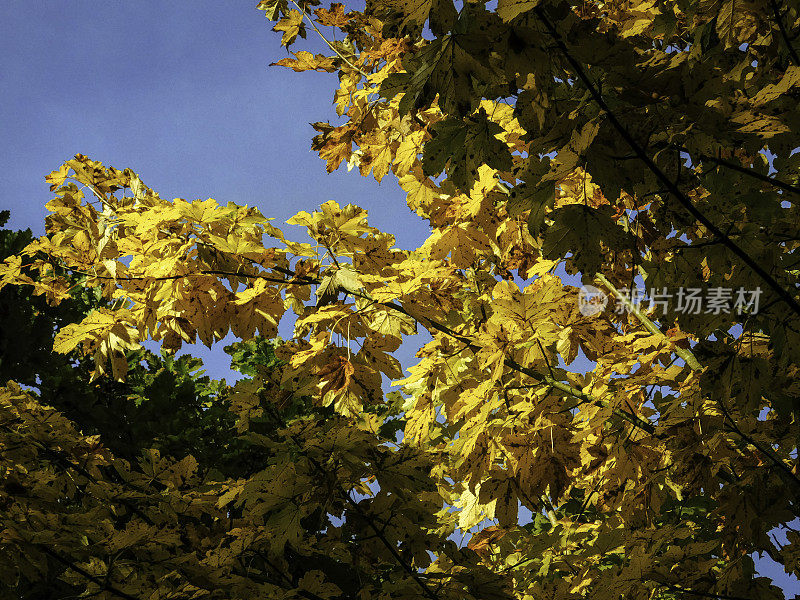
[2,374,504,599]
[260,0,800,595]
[5,0,800,595]
[4,148,794,598]
[2,123,792,600]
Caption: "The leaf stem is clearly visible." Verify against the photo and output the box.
[288,0,369,78]
[770,0,800,66]
[595,273,702,371]
[534,6,800,319]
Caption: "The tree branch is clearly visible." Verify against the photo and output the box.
[595,273,702,371]
[0,422,155,526]
[36,544,140,600]
[89,269,315,287]
[268,406,443,600]
[716,394,800,494]
[693,150,800,198]
[533,7,800,319]
[372,297,656,435]
[28,259,654,436]
[656,580,754,600]
[770,0,800,66]
[596,274,800,491]
[288,0,370,78]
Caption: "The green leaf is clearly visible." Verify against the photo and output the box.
[422,110,512,191]
[380,12,497,117]
[497,0,541,22]
[542,204,627,275]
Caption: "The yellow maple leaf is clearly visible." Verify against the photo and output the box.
[273,9,306,46]
[423,223,494,268]
[271,50,337,72]
[393,130,425,177]
[317,354,355,398]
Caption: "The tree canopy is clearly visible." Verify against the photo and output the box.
[2,1,800,599]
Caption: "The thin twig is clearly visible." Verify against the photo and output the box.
[716,394,800,494]
[21,256,653,435]
[533,6,800,319]
[288,0,370,78]
[72,268,315,287]
[36,544,140,600]
[693,150,800,198]
[595,273,702,371]
[269,406,443,600]
[656,580,754,600]
[770,0,800,66]
[0,422,155,526]
[368,295,656,435]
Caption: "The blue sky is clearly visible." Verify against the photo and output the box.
[2,2,797,592]
[0,1,419,244]
[1,1,424,379]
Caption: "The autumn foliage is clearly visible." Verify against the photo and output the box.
[2,1,800,598]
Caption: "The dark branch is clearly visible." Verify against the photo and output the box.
[268,406,443,600]
[34,259,655,436]
[37,544,140,600]
[657,580,754,600]
[374,298,656,434]
[717,399,800,494]
[533,7,800,319]
[693,151,800,198]
[0,422,155,526]
[770,0,800,66]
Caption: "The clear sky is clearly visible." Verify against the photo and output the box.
[1,2,797,592]
[0,1,424,245]
[0,1,425,379]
